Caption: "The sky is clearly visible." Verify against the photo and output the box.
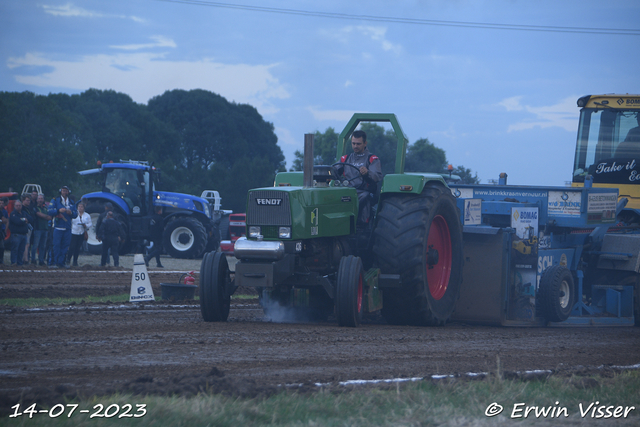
[2,0,639,186]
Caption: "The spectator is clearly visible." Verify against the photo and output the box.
[21,194,34,264]
[95,202,114,264]
[144,206,164,268]
[31,194,51,266]
[0,198,9,264]
[67,201,91,267]
[48,186,77,269]
[45,214,54,266]
[98,210,124,267]
[9,200,33,266]
[94,202,113,235]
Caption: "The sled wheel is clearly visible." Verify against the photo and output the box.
[538,265,575,323]
[200,251,231,322]
[336,255,364,327]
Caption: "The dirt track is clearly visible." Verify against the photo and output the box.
[1,266,639,413]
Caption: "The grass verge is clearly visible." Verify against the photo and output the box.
[2,371,639,426]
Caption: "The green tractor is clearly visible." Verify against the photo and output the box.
[200,114,464,326]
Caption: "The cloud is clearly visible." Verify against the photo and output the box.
[7,52,289,112]
[320,25,401,54]
[356,26,401,53]
[41,3,144,23]
[499,96,578,132]
[498,96,524,112]
[110,36,177,51]
[306,106,358,122]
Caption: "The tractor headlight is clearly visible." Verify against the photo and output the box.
[249,226,261,238]
[278,227,291,239]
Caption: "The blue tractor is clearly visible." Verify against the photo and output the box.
[79,160,218,259]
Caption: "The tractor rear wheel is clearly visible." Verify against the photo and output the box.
[163,217,207,259]
[373,182,463,326]
[336,255,364,327]
[538,265,575,323]
[200,251,231,322]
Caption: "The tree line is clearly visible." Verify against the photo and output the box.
[0,89,285,213]
[0,88,478,214]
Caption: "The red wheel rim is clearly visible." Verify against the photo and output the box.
[356,272,363,313]
[426,215,452,300]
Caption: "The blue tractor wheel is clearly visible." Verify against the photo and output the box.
[163,217,207,259]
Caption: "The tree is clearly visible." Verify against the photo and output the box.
[0,91,85,196]
[51,89,179,166]
[451,165,480,184]
[290,127,339,171]
[148,89,285,212]
[405,138,447,173]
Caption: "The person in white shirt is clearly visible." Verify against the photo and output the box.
[67,201,92,267]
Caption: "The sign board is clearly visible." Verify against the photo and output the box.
[511,207,539,240]
[587,193,617,223]
[548,191,581,217]
[463,199,482,225]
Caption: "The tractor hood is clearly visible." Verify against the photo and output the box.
[155,191,210,215]
[246,186,358,240]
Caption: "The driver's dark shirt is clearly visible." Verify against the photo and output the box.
[340,148,382,192]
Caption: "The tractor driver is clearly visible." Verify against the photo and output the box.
[336,130,383,225]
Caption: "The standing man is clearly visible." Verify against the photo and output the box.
[144,206,164,268]
[48,186,77,269]
[31,194,51,266]
[0,198,9,265]
[336,130,383,225]
[21,194,34,264]
[98,211,124,267]
[9,200,33,266]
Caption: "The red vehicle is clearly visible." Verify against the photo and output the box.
[0,191,19,242]
[219,213,246,255]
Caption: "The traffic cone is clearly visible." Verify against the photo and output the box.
[130,254,155,302]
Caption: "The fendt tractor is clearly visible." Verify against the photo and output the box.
[79,161,223,259]
[200,114,465,327]
[448,94,639,327]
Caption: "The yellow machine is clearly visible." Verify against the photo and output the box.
[571,94,640,325]
[572,94,640,216]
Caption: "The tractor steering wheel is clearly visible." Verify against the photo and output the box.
[331,162,368,191]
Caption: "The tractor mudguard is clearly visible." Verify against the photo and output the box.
[82,192,130,215]
[380,173,448,196]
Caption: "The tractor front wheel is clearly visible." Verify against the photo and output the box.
[336,255,364,327]
[200,251,231,322]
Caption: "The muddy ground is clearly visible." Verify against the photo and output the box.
[1,263,639,414]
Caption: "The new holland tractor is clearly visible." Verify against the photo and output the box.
[79,160,220,259]
[200,114,464,327]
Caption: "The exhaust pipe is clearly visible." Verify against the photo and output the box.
[303,133,314,188]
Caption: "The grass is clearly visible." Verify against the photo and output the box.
[0,293,257,308]
[2,371,639,426]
